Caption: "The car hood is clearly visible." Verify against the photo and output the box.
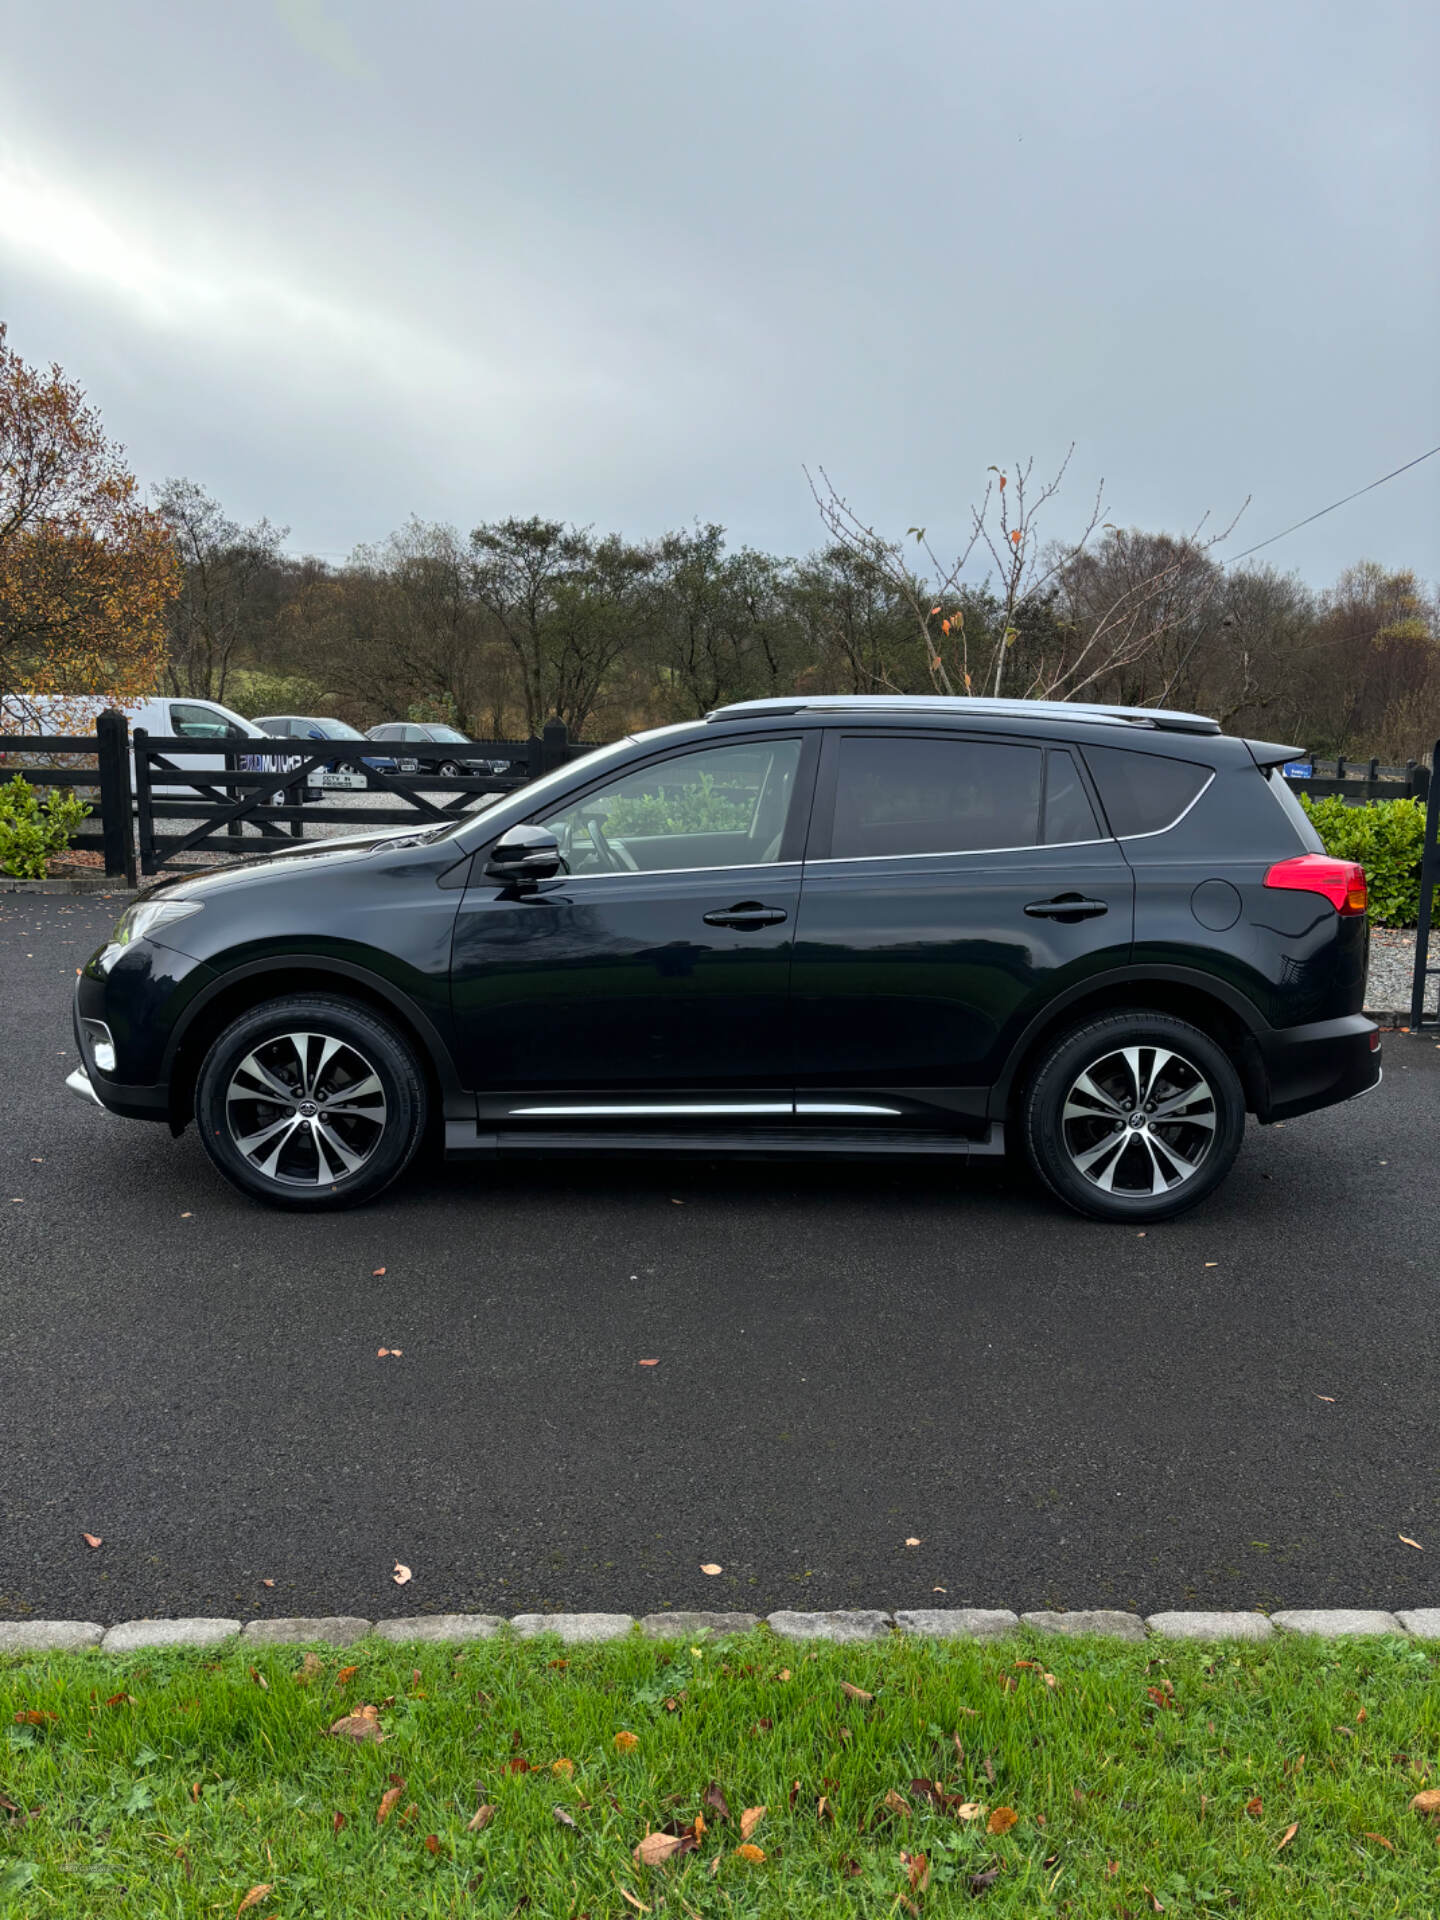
[136,826,444,903]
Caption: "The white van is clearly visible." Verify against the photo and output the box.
[0,692,302,798]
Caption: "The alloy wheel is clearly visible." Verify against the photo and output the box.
[225,1031,387,1186]
[1060,1044,1217,1197]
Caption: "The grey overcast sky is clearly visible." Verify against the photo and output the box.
[1,0,1436,583]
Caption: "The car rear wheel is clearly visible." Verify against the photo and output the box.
[1022,1011,1246,1222]
[195,995,426,1209]
[437,760,464,779]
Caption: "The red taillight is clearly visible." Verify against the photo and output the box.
[1263,854,1367,914]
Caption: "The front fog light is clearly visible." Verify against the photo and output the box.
[82,1019,116,1075]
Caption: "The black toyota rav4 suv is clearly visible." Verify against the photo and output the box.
[69,696,1380,1220]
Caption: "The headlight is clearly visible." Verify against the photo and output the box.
[98,899,203,973]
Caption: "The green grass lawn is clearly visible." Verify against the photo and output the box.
[3,1628,1439,1917]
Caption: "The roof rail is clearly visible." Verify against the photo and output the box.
[705,695,1222,737]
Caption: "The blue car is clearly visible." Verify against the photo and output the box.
[255,716,393,785]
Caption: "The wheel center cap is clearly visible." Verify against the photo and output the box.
[1128,1111,1147,1129]
[298,1099,318,1117]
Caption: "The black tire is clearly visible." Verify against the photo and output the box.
[437,760,464,779]
[195,994,427,1210]
[1022,1010,1246,1223]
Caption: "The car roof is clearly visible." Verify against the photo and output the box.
[705,695,1222,736]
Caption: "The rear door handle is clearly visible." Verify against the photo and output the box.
[1024,895,1109,920]
[703,902,788,930]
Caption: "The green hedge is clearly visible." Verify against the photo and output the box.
[1300,793,1432,928]
[0,774,90,879]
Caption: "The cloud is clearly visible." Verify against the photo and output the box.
[272,0,371,81]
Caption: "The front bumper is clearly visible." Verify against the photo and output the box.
[65,1066,105,1108]
[1251,1011,1381,1122]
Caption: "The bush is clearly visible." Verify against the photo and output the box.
[606,772,754,838]
[0,774,91,878]
[1300,792,1431,927]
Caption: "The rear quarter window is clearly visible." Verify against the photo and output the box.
[1263,767,1324,851]
[1081,744,1212,838]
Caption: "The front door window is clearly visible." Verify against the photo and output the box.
[540,739,802,875]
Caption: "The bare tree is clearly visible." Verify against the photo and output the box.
[808,450,1246,704]
[156,478,286,702]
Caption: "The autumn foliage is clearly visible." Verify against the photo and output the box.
[0,323,177,723]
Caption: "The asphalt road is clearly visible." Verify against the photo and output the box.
[2,892,1437,1630]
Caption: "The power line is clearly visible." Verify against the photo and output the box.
[1224,443,1440,565]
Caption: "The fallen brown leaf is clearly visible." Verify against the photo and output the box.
[1145,1889,1166,1912]
[236,1889,273,1918]
[552,1756,574,1778]
[1400,1534,1424,1551]
[377,1785,404,1823]
[739,1805,766,1840]
[248,1666,268,1691]
[776,1668,791,1682]
[905,1537,921,1547]
[1409,1789,1440,1816]
[969,1868,1001,1894]
[614,1730,640,1752]
[425,1832,441,1853]
[1361,1831,1393,1849]
[702,1780,731,1821]
[1315,1394,1335,1403]
[618,1890,650,1914]
[467,1805,495,1831]
[328,1708,384,1745]
[987,1806,1018,1835]
[82,1533,102,1550]
[734,1843,765,1862]
[335,1665,359,1685]
[840,1681,873,1703]
[956,1802,983,1820]
[699,1563,722,1576]
[393,1563,412,1586]
[1278,1821,1298,1850]
[901,1848,930,1894]
[332,1811,345,1833]
[637,1359,659,1367]
[883,1789,911,1819]
[372,1267,386,1275]
[262,1579,275,1589]
[553,1805,577,1829]
[1246,1797,1264,1817]
[13,1710,55,1726]
[105,1693,134,1708]
[634,1831,688,1865]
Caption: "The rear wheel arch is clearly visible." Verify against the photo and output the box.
[164,959,460,1135]
[995,971,1267,1125]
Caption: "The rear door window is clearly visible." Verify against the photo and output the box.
[829,736,1043,858]
[1081,745,1212,837]
[1043,749,1103,844]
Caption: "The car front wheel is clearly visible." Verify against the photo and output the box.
[195,995,427,1209]
[1022,1011,1246,1222]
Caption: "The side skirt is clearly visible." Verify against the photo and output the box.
[443,1121,1006,1161]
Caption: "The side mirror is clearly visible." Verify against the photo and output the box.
[484,822,564,886]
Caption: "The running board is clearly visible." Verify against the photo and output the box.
[444,1121,1006,1160]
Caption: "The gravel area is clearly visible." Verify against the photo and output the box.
[1367,927,1432,1018]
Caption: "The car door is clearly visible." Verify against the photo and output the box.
[790,730,1135,1129]
[449,733,817,1119]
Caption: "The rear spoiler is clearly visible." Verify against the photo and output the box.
[1245,739,1305,770]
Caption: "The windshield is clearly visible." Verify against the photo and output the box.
[441,735,642,848]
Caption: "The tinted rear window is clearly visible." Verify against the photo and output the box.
[1264,767,1324,851]
[1082,745,1212,837]
[831,736,1043,858]
[1044,749,1103,843]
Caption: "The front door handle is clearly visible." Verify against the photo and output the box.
[703,902,789,930]
[1024,895,1109,920]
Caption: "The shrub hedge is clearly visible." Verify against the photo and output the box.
[1300,793,1432,927]
[0,774,90,879]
